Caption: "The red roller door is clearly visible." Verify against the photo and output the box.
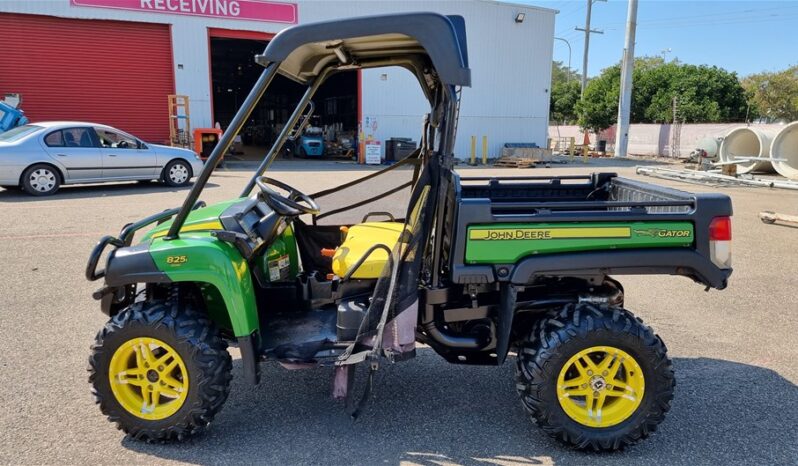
[0,13,174,143]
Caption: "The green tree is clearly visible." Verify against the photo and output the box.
[576,64,620,133]
[576,57,750,132]
[551,60,581,86]
[742,66,798,122]
[638,64,748,123]
[550,61,581,124]
[550,80,581,124]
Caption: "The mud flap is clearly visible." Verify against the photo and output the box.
[238,333,260,385]
[495,283,517,365]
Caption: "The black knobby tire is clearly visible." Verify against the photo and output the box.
[21,163,61,195]
[89,300,232,442]
[162,160,192,187]
[515,303,674,451]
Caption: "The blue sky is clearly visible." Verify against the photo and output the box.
[522,0,798,78]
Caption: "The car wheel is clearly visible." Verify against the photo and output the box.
[22,164,61,196]
[162,160,192,187]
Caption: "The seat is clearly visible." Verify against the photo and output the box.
[331,221,404,279]
[79,130,93,147]
[64,131,78,147]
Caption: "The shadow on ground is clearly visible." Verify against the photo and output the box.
[121,353,797,465]
[0,181,220,202]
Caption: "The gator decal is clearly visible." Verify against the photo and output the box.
[465,221,694,264]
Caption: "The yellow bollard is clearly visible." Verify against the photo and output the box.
[470,136,476,165]
[569,137,575,160]
[482,136,488,165]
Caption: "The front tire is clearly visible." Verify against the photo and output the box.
[515,304,674,451]
[89,300,232,441]
[21,164,60,195]
[162,160,192,187]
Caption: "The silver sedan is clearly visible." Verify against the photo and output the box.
[0,122,205,195]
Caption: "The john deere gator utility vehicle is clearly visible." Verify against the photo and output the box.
[86,13,733,450]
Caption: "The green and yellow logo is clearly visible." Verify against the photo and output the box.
[469,227,631,241]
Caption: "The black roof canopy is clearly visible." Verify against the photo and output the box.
[256,12,471,87]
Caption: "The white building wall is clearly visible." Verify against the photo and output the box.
[1,0,555,159]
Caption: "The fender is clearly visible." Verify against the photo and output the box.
[105,237,259,337]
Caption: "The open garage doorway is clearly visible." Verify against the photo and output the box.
[209,29,358,162]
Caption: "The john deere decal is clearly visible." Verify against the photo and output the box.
[469,227,631,241]
[465,221,695,264]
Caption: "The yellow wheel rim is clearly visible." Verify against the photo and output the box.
[556,346,645,428]
[108,337,189,421]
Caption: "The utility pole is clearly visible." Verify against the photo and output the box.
[614,0,638,158]
[576,0,605,96]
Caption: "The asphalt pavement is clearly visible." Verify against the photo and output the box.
[0,158,796,465]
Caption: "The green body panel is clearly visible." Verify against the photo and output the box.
[466,221,694,264]
[143,198,242,241]
[140,198,302,337]
[149,234,259,337]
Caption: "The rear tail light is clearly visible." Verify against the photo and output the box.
[709,216,732,241]
[709,216,732,269]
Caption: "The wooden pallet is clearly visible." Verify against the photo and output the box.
[493,156,537,168]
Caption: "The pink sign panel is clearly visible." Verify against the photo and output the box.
[71,0,297,24]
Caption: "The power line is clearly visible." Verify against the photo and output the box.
[636,14,798,31]
[600,4,798,27]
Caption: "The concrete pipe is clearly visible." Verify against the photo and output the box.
[719,127,778,174]
[770,121,798,180]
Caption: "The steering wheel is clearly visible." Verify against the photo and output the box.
[255,176,320,216]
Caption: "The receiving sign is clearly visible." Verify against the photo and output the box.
[70,0,298,24]
[365,141,382,165]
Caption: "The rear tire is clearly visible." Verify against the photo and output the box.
[89,300,232,442]
[515,304,674,451]
[162,160,192,187]
[21,164,60,195]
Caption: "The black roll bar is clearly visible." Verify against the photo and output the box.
[166,62,280,240]
[240,71,329,198]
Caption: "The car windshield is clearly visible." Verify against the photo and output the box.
[0,124,43,143]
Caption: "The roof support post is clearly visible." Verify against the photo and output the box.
[241,71,329,197]
[167,62,280,240]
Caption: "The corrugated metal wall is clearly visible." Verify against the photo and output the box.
[300,1,556,158]
[0,0,555,157]
[0,13,174,142]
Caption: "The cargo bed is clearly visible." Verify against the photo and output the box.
[447,172,733,289]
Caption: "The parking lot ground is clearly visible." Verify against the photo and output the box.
[0,159,796,465]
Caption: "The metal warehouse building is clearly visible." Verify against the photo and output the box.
[0,0,554,159]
